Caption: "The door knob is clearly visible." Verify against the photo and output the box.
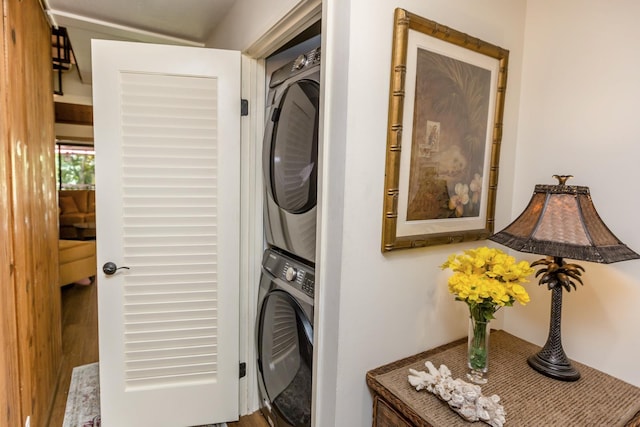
[103,262,130,275]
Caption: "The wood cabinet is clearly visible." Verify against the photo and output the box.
[1,1,62,426]
[373,396,413,427]
[367,331,640,427]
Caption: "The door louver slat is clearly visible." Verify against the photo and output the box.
[120,71,219,390]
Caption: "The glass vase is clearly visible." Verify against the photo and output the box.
[467,317,490,384]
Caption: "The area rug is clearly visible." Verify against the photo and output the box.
[63,362,101,427]
[63,362,228,427]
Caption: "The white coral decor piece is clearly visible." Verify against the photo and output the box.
[408,361,506,427]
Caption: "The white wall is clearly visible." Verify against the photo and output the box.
[504,0,640,387]
[54,69,93,105]
[317,0,527,425]
[206,0,318,53]
[54,69,95,141]
[205,0,640,425]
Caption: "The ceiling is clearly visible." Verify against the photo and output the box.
[44,0,237,83]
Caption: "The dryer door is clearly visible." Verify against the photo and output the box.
[257,289,313,426]
[266,80,320,214]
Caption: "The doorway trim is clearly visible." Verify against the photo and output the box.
[245,0,321,58]
[234,0,322,416]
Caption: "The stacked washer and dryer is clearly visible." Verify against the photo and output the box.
[256,46,320,427]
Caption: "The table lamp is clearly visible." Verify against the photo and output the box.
[489,175,640,381]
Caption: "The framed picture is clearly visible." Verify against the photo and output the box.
[381,8,509,252]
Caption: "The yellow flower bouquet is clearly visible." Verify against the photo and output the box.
[441,246,533,320]
[441,246,534,383]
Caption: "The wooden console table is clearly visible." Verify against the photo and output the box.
[367,331,640,426]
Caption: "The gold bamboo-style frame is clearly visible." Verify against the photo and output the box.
[381,8,509,252]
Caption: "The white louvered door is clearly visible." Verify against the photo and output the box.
[92,40,240,426]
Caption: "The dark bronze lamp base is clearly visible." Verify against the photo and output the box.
[525,267,582,382]
[527,352,580,382]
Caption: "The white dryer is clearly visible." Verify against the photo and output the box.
[263,47,320,264]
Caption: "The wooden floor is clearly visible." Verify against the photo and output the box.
[48,281,269,427]
[48,282,100,426]
[227,412,270,427]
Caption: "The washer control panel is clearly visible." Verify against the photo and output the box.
[291,47,321,72]
[269,46,321,88]
[263,249,315,298]
[280,262,315,298]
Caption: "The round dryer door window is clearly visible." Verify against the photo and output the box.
[258,289,313,426]
[269,80,320,214]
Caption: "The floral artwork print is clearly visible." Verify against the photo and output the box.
[406,48,491,221]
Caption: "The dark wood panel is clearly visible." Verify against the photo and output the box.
[4,0,34,424]
[2,0,62,426]
[0,1,22,425]
[25,1,63,424]
[55,102,93,125]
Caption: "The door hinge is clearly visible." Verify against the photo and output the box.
[239,362,246,378]
[241,99,249,116]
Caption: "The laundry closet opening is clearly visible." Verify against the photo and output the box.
[256,25,321,427]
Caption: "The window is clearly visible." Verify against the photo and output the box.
[56,143,95,190]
